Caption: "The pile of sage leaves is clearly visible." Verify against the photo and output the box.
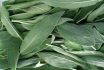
[1,0,104,70]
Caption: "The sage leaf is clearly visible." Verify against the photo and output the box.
[38,52,78,69]
[47,44,88,69]
[20,11,64,55]
[70,51,104,57]
[83,56,104,68]
[22,39,51,58]
[89,22,104,34]
[11,4,51,20]
[1,4,22,40]
[17,58,40,68]
[41,0,102,9]
[87,3,104,22]
[0,31,21,70]
[9,0,41,10]
[74,2,101,23]
[17,64,68,70]
[57,23,104,50]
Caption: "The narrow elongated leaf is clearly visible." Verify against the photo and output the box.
[20,11,64,55]
[83,56,104,68]
[14,15,46,30]
[38,52,78,69]
[17,64,68,70]
[74,2,101,23]
[11,4,51,20]
[87,3,104,22]
[17,58,39,68]
[1,4,22,40]
[0,31,21,70]
[26,4,51,14]
[22,39,51,58]
[41,0,102,9]
[10,13,34,20]
[9,0,40,10]
[11,15,46,25]
[47,44,88,68]
[95,14,104,22]
[70,51,104,57]
[14,0,33,3]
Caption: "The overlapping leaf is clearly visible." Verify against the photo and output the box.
[38,52,78,69]
[57,23,104,50]
[20,12,64,55]
[41,0,102,9]
[1,4,22,40]
[0,31,21,70]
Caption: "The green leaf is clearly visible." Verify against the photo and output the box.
[57,23,104,50]
[74,2,101,23]
[64,40,83,51]
[8,0,41,10]
[70,51,104,57]
[0,31,21,70]
[10,13,34,20]
[95,14,104,22]
[14,0,33,3]
[57,17,73,25]
[38,52,78,69]
[17,58,40,68]
[11,4,51,20]
[22,39,51,58]
[83,55,104,68]
[87,3,104,22]
[17,64,69,70]
[47,44,88,68]
[0,59,9,69]
[1,4,22,40]
[26,4,51,14]
[89,22,104,34]
[20,11,64,55]
[12,15,46,30]
[41,0,102,9]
